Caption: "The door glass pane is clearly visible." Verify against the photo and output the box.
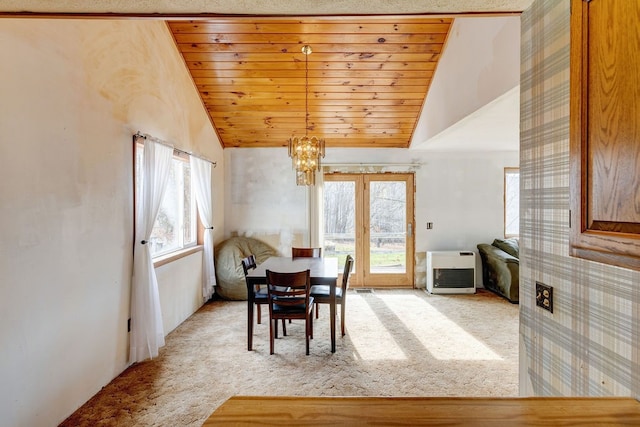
[369,181,406,273]
[323,181,355,270]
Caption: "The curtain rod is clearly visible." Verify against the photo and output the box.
[324,162,421,168]
[134,131,217,167]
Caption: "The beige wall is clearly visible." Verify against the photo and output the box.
[0,19,223,426]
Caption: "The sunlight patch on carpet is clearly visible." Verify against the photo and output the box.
[382,294,503,361]
[348,295,407,361]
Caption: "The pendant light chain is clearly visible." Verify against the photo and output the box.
[287,44,324,186]
[305,47,309,137]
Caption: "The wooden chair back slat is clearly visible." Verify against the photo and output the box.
[292,247,322,258]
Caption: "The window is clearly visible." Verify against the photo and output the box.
[135,143,197,257]
[504,168,520,238]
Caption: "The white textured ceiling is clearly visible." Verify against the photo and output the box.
[2,0,534,15]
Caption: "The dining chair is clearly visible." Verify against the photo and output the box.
[310,254,354,337]
[291,247,322,317]
[266,269,314,355]
[291,247,322,258]
[241,255,264,323]
[241,255,286,334]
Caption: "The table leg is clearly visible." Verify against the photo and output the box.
[247,289,254,351]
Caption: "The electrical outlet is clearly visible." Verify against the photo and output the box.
[427,222,433,229]
[535,282,553,313]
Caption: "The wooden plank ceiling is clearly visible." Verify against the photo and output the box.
[168,17,453,149]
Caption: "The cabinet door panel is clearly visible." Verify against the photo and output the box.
[570,0,640,270]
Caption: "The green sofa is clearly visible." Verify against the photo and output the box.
[477,238,519,303]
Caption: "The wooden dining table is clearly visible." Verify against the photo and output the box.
[245,256,339,353]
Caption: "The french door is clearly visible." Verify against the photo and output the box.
[323,173,415,288]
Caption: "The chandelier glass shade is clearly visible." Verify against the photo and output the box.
[288,135,325,186]
[288,45,325,186]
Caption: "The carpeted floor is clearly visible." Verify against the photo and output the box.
[60,289,519,426]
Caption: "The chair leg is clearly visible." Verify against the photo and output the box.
[315,303,319,319]
[274,318,278,339]
[305,317,310,355]
[310,308,314,339]
[282,319,287,336]
[257,304,262,324]
[341,302,346,336]
[269,318,275,355]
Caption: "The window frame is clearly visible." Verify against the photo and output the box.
[133,141,203,265]
[504,167,520,239]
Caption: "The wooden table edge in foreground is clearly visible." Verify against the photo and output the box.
[203,395,640,426]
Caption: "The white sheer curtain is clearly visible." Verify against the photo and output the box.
[308,170,324,248]
[190,156,216,301]
[130,140,173,363]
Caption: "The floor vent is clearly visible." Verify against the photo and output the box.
[355,288,374,294]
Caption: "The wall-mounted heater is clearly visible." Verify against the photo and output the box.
[426,251,476,294]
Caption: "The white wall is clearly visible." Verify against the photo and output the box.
[156,252,205,335]
[413,16,521,145]
[414,152,517,254]
[0,19,223,427]
[224,148,308,254]
[225,147,518,287]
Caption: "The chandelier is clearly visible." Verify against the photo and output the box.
[288,44,325,186]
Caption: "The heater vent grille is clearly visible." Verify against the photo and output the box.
[426,251,476,294]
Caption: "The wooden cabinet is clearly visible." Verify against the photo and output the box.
[570,0,640,270]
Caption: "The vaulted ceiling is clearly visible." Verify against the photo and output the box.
[4,1,531,150]
[167,17,453,149]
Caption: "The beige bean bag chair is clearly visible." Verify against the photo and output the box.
[214,236,277,300]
